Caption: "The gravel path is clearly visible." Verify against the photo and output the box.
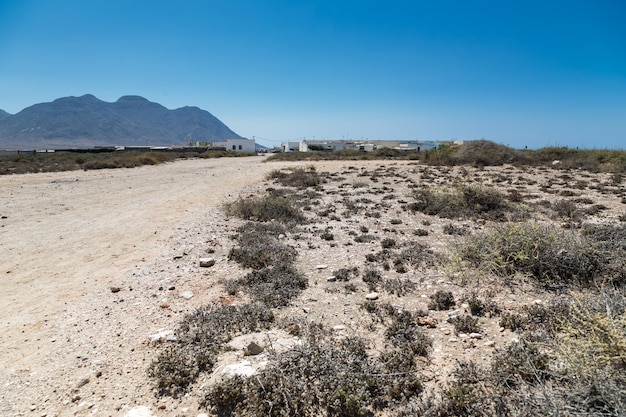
[0,156,287,416]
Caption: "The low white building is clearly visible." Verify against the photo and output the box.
[281,139,442,153]
[212,138,256,153]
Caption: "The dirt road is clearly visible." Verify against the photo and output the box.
[0,156,289,416]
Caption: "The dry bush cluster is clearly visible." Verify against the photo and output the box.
[204,324,426,417]
[148,147,626,416]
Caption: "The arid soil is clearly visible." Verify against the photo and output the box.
[1,156,624,416]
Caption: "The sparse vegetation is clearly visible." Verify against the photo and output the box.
[203,324,426,416]
[224,195,306,224]
[147,151,626,416]
[428,290,456,311]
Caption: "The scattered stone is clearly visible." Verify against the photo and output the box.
[160,302,170,309]
[223,360,256,377]
[469,332,483,339]
[148,330,176,343]
[315,264,328,270]
[484,340,496,347]
[448,338,459,343]
[443,329,451,335]
[332,325,347,332]
[447,310,459,321]
[199,258,216,267]
[123,406,155,417]
[198,414,209,417]
[244,342,264,356]
[109,287,121,293]
[74,375,90,389]
[533,299,543,305]
[303,307,310,314]
[416,316,438,328]
[326,276,337,282]
[180,291,194,300]
[365,292,379,300]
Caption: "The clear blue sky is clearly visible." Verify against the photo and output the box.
[1,0,625,149]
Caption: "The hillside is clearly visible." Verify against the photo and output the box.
[0,94,241,149]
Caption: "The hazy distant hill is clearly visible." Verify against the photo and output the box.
[0,109,9,120]
[0,94,242,149]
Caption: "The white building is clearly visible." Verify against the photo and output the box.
[212,138,256,153]
[281,139,442,153]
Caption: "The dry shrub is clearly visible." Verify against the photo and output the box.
[267,167,324,188]
[148,303,274,397]
[224,195,305,223]
[411,184,514,221]
[235,262,308,307]
[428,290,455,311]
[450,140,526,166]
[228,223,296,269]
[457,223,609,287]
[203,324,425,416]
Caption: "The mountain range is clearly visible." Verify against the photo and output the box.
[0,95,242,149]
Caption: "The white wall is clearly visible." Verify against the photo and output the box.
[225,139,256,153]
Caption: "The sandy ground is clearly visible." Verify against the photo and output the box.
[0,156,294,416]
[2,156,623,417]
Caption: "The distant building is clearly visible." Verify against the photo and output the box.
[282,139,446,153]
[211,138,256,153]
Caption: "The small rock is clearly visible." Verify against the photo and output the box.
[74,375,90,389]
[484,340,496,347]
[244,342,264,356]
[110,287,121,293]
[533,299,543,305]
[180,291,194,300]
[326,276,337,282]
[365,292,379,300]
[199,258,216,267]
[448,338,459,343]
[416,316,438,328]
[160,302,170,309]
[198,414,209,417]
[443,329,451,335]
[278,234,285,239]
[447,310,459,321]
[469,332,483,339]
[332,325,347,332]
[123,406,155,417]
[148,330,176,343]
[303,307,310,314]
[315,264,328,270]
